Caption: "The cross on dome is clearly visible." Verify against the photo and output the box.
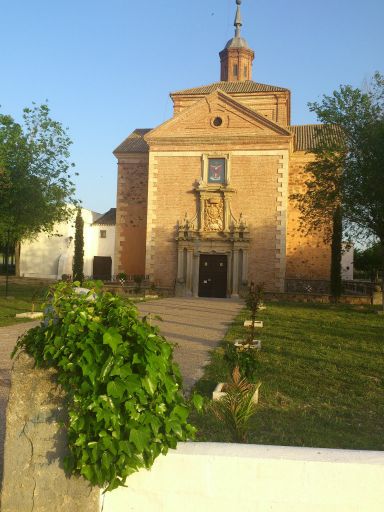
[234,0,243,38]
[219,0,255,81]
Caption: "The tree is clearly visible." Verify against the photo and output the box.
[344,115,384,309]
[291,126,345,301]
[72,208,84,284]
[354,243,383,282]
[292,73,384,307]
[0,103,77,293]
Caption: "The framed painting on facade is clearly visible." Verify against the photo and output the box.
[208,158,226,184]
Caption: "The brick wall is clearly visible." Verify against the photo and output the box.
[115,154,148,275]
[150,155,201,288]
[286,152,331,280]
[231,154,282,290]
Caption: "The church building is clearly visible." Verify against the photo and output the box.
[113,1,331,297]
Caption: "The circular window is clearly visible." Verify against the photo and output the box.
[212,116,223,127]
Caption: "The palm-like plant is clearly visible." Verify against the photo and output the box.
[210,367,260,443]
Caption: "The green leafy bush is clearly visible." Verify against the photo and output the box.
[224,341,259,381]
[13,282,195,491]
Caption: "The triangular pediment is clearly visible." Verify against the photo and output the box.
[145,89,292,142]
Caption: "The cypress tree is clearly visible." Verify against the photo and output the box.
[73,208,84,284]
[330,206,343,302]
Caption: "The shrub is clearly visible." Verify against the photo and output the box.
[224,341,259,381]
[133,274,144,294]
[13,282,195,491]
[245,282,264,342]
[210,367,260,443]
[116,272,127,283]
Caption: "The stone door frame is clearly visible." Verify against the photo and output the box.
[176,239,249,298]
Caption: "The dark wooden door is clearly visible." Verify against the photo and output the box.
[93,256,112,281]
[198,254,227,298]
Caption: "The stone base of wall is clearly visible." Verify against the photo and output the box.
[1,351,99,512]
[264,292,372,305]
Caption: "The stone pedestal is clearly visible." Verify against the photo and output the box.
[1,351,99,512]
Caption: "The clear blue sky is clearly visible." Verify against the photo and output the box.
[1,0,383,213]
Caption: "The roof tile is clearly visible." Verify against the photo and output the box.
[289,124,344,151]
[114,129,151,154]
[171,80,289,96]
[93,208,116,226]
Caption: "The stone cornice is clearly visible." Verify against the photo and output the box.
[146,135,292,148]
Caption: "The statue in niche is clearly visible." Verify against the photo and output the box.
[204,198,224,231]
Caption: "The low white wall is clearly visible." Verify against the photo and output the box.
[101,442,384,512]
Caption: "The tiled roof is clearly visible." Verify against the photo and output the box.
[93,208,116,225]
[171,81,289,96]
[113,129,151,154]
[289,124,344,151]
[114,125,343,155]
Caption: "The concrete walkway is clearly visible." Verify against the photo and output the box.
[137,297,243,391]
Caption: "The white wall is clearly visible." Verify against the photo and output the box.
[19,207,116,280]
[89,224,115,277]
[20,208,78,279]
[101,442,384,512]
[342,244,354,280]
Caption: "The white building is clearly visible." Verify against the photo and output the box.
[341,244,354,281]
[19,207,116,281]
[91,208,116,280]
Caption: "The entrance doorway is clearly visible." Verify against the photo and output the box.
[93,256,112,281]
[198,254,227,298]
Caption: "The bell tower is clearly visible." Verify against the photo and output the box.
[219,0,255,82]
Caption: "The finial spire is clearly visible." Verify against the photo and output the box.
[219,0,254,81]
[234,0,243,38]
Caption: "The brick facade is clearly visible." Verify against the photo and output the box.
[115,154,148,275]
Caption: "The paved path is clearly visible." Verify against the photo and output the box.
[0,321,40,484]
[137,297,243,391]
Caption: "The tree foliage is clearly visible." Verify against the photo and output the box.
[292,73,384,303]
[307,72,384,244]
[73,208,84,283]
[0,103,77,246]
[13,283,196,491]
[354,243,383,282]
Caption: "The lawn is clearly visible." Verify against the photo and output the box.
[191,302,384,450]
[0,280,48,327]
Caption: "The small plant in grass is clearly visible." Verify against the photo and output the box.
[245,282,264,342]
[210,367,260,443]
[30,289,41,313]
[224,341,259,382]
[116,273,128,295]
[133,274,144,294]
[13,281,196,491]
[116,272,127,284]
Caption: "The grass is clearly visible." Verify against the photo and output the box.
[0,279,158,327]
[0,281,48,327]
[191,302,384,450]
